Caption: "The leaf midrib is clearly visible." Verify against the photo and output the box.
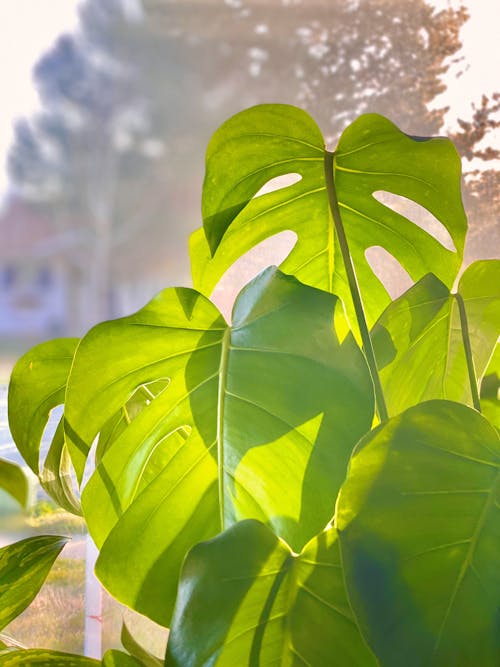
[217,328,231,529]
[432,466,500,658]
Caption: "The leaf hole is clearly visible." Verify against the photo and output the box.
[365,246,413,299]
[253,173,302,198]
[125,377,170,422]
[82,435,99,486]
[211,231,297,322]
[373,191,456,252]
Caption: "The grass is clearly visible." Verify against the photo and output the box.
[5,557,86,653]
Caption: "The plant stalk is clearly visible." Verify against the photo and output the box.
[454,293,481,411]
[324,150,389,422]
[217,328,231,529]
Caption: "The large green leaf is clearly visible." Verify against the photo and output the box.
[371,260,500,415]
[192,104,466,327]
[65,268,373,624]
[336,400,500,666]
[0,460,27,508]
[0,535,67,631]
[8,338,81,514]
[166,519,376,666]
[0,650,98,666]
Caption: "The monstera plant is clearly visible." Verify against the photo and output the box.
[6,104,500,666]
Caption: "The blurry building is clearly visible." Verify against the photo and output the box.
[0,198,69,341]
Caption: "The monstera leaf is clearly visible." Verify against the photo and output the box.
[371,259,500,415]
[336,400,500,667]
[166,520,376,666]
[63,268,373,624]
[8,338,81,514]
[191,105,466,328]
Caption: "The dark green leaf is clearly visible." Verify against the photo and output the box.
[166,520,376,666]
[192,105,466,327]
[337,400,500,666]
[0,536,68,631]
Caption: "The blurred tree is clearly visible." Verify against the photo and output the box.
[146,0,469,137]
[9,0,193,326]
[450,94,500,260]
[8,0,497,329]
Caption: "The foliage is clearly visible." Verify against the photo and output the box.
[7,103,500,665]
[0,536,67,633]
[0,460,27,509]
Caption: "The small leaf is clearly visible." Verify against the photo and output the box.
[0,650,98,665]
[337,400,500,666]
[8,338,79,475]
[371,260,500,414]
[0,460,27,508]
[121,622,162,667]
[166,520,377,666]
[0,536,68,631]
[102,650,142,667]
[39,420,82,515]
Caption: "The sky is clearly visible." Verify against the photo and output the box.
[0,0,498,197]
[0,0,80,197]
[430,0,500,130]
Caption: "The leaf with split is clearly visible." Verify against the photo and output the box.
[0,460,27,508]
[0,535,68,631]
[371,259,500,415]
[65,268,373,624]
[336,400,500,666]
[7,338,81,514]
[166,519,376,666]
[192,104,466,328]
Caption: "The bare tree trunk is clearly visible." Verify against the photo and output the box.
[85,133,118,327]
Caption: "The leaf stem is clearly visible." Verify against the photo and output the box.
[324,150,388,422]
[454,293,481,411]
[217,328,231,529]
